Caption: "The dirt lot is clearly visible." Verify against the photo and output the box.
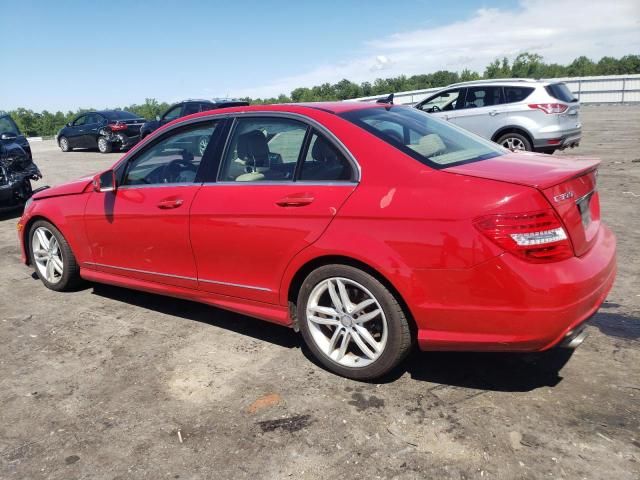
[1,106,639,479]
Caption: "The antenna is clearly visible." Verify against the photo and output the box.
[376,93,394,105]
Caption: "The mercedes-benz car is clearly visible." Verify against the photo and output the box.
[17,102,615,380]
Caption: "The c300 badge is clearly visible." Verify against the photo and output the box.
[553,191,575,202]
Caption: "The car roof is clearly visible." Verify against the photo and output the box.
[447,78,547,88]
[163,101,393,126]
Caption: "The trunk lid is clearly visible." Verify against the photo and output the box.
[117,118,145,136]
[446,152,600,256]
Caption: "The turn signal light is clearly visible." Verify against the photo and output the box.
[528,103,568,114]
[474,209,573,262]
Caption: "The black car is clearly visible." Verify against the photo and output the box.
[57,110,145,154]
[0,111,42,211]
[139,99,249,139]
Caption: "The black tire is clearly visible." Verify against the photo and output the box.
[97,136,112,154]
[496,132,532,152]
[28,220,82,292]
[58,136,71,152]
[297,264,412,380]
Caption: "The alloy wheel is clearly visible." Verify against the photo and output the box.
[31,227,63,284]
[60,138,69,151]
[502,136,526,151]
[198,137,209,156]
[305,277,388,368]
[98,138,108,152]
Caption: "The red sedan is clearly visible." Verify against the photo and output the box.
[17,102,616,379]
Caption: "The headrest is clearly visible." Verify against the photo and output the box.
[237,130,269,167]
[311,136,338,163]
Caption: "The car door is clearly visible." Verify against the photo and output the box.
[83,120,221,289]
[189,115,358,304]
[416,88,465,122]
[447,86,505,138]
[81,113,103,148]
[67,114,87,148]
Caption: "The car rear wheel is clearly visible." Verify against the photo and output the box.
[97,136,112,154]
[297,265,412,380]
[497,133,532,152]
[29,221,82,291]
[59,136,71,152]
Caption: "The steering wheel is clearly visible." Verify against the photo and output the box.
[428,105,441,113]
[162,158,197,183]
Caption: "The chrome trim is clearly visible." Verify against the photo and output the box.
[117,182,202,191]
[207,181,357,187]
[575,188,596,205]
[82,261,272,292]
[198,278,271,292]
[83,262,196,281]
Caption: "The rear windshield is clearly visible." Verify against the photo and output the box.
[545,83,577,103]
[0,115,20,135]
[102,111,140,120]
[339,106,504,168]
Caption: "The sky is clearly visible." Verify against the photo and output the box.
[2,0,639,112]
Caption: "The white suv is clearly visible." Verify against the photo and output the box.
[414,79,581,154]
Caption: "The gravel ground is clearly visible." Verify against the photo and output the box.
[1,105,639,479]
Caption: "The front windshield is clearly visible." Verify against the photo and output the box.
[339,106,505,168]
[0,115,20,135]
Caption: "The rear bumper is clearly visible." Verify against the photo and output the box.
[533,127,582,150]
[414,224,616,351]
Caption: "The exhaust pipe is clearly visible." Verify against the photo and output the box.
[560,325,588,349]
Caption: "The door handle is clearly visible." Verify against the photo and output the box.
[157,198,184,209]
[276,195,315,207]
[489,110,499,116]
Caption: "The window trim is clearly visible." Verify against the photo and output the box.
[211,112,360,185]
[116,119,220,189]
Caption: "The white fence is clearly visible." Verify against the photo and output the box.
[350,74,640,105]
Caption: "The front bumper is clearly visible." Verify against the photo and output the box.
[413,224,616,352]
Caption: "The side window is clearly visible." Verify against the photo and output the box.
[299,131,353,182]
[0,116,19,135]
[504,86,535,104]
[123,121,217,186]
[85,114,100,125]
[162,106,182,122]
[464,86,504,109]
[219,117,307,182]
[183,103,200,116]
[73,115,87,126]
[418,89,462,112]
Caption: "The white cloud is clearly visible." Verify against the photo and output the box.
[233,0,640,99]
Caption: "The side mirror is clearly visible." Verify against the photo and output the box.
[67,122,73,127]
[93,170,117,193]
[155,115,161,121]
[0,132,17,141]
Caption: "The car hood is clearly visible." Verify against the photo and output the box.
[444,151,600,189]
[33,175,94,199]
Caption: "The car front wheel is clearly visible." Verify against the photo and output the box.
[29,220,82,291]
[59,136,71,152]
[297,265,412,380]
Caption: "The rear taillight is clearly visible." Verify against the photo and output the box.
[528,103,568,114]
[110,122,127,131]
[474,209,573,262]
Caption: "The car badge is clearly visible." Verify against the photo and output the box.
[553,191,575,202]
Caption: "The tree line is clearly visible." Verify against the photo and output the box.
[7,53,640,137]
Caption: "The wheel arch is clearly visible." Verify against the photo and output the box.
[22,214,56,265]
[491,125,534,146]
[286,254,417,337]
